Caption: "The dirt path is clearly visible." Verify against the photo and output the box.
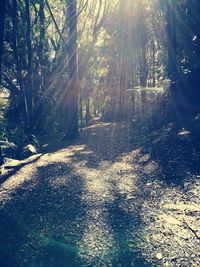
[0,122,200,267]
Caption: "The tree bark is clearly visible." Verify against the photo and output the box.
[166,1,177,81]
[39,0,45,64]
[0,0,6,165]
[64,0,79,139]
[25,0,34,137]
[33,0,45,133]
[12,0,29,128]
[85,98,90,124]
[0,0,6,82]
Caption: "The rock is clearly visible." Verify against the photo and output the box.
[22,144,37,158]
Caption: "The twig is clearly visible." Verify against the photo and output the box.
[183,219,200,240]
[45,0,66,44]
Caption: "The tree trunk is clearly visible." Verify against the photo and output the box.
[139,46,148,87]
[64,0,79,139]
[152,39,156,86]
[38,0,45,65]
[0,0,7,165]
[25,0,33,137]
[85,98,90,124]
[0,0,6,83]
[12,0,29,130]
[166,1,177,81]
[138,5,148,87]
[33,0,45,133]
[79,92,83,131]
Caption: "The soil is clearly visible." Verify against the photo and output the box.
[0,121,199,267]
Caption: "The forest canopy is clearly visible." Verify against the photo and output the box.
[0,0,200,159]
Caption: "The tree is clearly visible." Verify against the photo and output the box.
[0,0,6,83]
[25,0,33,137]
[0,0,7,165]
[166,1,177,81]
[64,0,79,139]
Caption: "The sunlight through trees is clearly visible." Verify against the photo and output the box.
[0,1,200,265]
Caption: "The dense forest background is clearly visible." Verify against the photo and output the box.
[1,1,200,266]
[0,0,200,161]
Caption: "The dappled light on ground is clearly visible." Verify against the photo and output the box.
[0,121,200,267]
[141,180,200,266]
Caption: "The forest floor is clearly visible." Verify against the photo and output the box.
[0,119,200,267]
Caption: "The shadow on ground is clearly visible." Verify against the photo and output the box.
[0,154,43,185]
[0,124,157,267]
[0,162,86,267]
[144,117,200,187]
[1,119,199,267]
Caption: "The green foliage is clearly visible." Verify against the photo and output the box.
[0,0,200,159]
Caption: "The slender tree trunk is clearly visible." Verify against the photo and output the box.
[118,53,126,118]
[152,39,156,86]
[166,1,177,81]
[140,46,147,87]
[0,146,3,166]
[39,0,45,65]
[79,92,83,131]
[64,0,79,139]
[25,0,33,137]
[85,98,90,124]
[0,0,6,83]
[12,0,29,130]
[138,5,148,87]
[0,0,7,165]
[34,0,45,133]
